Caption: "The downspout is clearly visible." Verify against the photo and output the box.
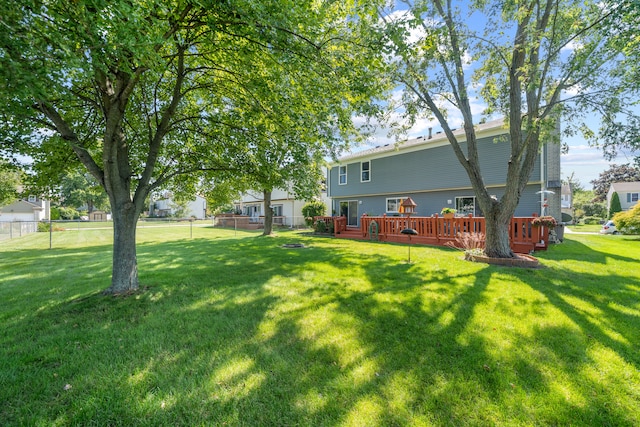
[540,144,545,215]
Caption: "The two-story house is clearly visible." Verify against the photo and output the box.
[327,118,561,226]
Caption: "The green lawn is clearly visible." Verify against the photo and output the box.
[566,223,602,233]
[1,228,638,426]
[51,218,214,230]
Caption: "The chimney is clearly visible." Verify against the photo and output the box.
[428,127,432,139]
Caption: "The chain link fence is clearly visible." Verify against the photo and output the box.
[1,216,311,244]
[211,215,309,230]
[0,221,39,241]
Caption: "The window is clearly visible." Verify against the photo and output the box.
[628,193,639,203]
[28,195,37,202]
[386,197,406,213]
[338,165,347,185]
[245,204,260,219]
[361,161,371,182]
[272,204,283,216]
[455,196,476,216]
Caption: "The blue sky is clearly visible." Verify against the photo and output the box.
[349,1,639,189]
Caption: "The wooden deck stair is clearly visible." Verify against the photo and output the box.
[335,226,364,239]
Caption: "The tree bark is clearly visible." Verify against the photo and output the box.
[105,199,140,294]
[483,207,515,258]
[262,189,273,236]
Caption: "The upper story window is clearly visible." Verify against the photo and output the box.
[361,161,371,182]
[628,192,639,203]
[28,195,37,203]
[338,165,347,185]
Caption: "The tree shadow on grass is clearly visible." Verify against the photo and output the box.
[545,234,640,264]
[1,233,639,425]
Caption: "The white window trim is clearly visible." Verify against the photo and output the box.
[338,165,347,185]
[272,204,283,216]
[386,197,407,213]
[455,196,476,216]
[360,161,371,183]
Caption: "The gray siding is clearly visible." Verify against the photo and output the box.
[331,184,541,222]
[330,134,542,198]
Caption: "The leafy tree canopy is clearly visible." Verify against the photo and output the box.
[0,0,389,293]
[0,161,22,206]
[58,169,109,213]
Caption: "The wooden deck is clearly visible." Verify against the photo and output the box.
[314,214,549,254]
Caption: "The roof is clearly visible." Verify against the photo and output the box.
[610,182,640,192]
[0,200,43,213]
[334,117,508,164]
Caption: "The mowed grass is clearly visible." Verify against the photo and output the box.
[566,223,602,233]
[1,227,639,426]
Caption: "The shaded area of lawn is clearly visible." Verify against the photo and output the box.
[1,229,639,425]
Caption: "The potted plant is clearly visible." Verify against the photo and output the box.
[441,207,456,218]
[531,215,557,228]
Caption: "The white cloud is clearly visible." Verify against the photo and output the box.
[561,40,583,53]
[560,144,639,185]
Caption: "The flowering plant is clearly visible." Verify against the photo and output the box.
[532,215,557,228]
[441,207,456,215]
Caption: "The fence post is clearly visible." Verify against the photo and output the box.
[49,217,53,249]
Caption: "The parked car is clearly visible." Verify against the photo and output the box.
[599,220,618,235]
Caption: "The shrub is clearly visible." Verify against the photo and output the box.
[613,203,640,234]
[581,216,603,225]
[302,200,326,226]
[54,206,80,220]
[609,192,622,218]
[445,232,485,256]
[37,222,64,232]
[581,201,607,218]
[314,219,327,233]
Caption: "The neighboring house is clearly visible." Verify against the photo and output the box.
[149,193,207,219]
[234,187,330,228]
[0,196,50,222]
[561,183,573,220]
[327,118,561,226]
[607,182,640,212]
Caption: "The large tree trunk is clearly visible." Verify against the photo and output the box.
[262,189,273,236]
[483,208,515,258]
[105,198,141,294]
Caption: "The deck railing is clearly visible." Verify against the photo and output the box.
[313,214,550,253]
